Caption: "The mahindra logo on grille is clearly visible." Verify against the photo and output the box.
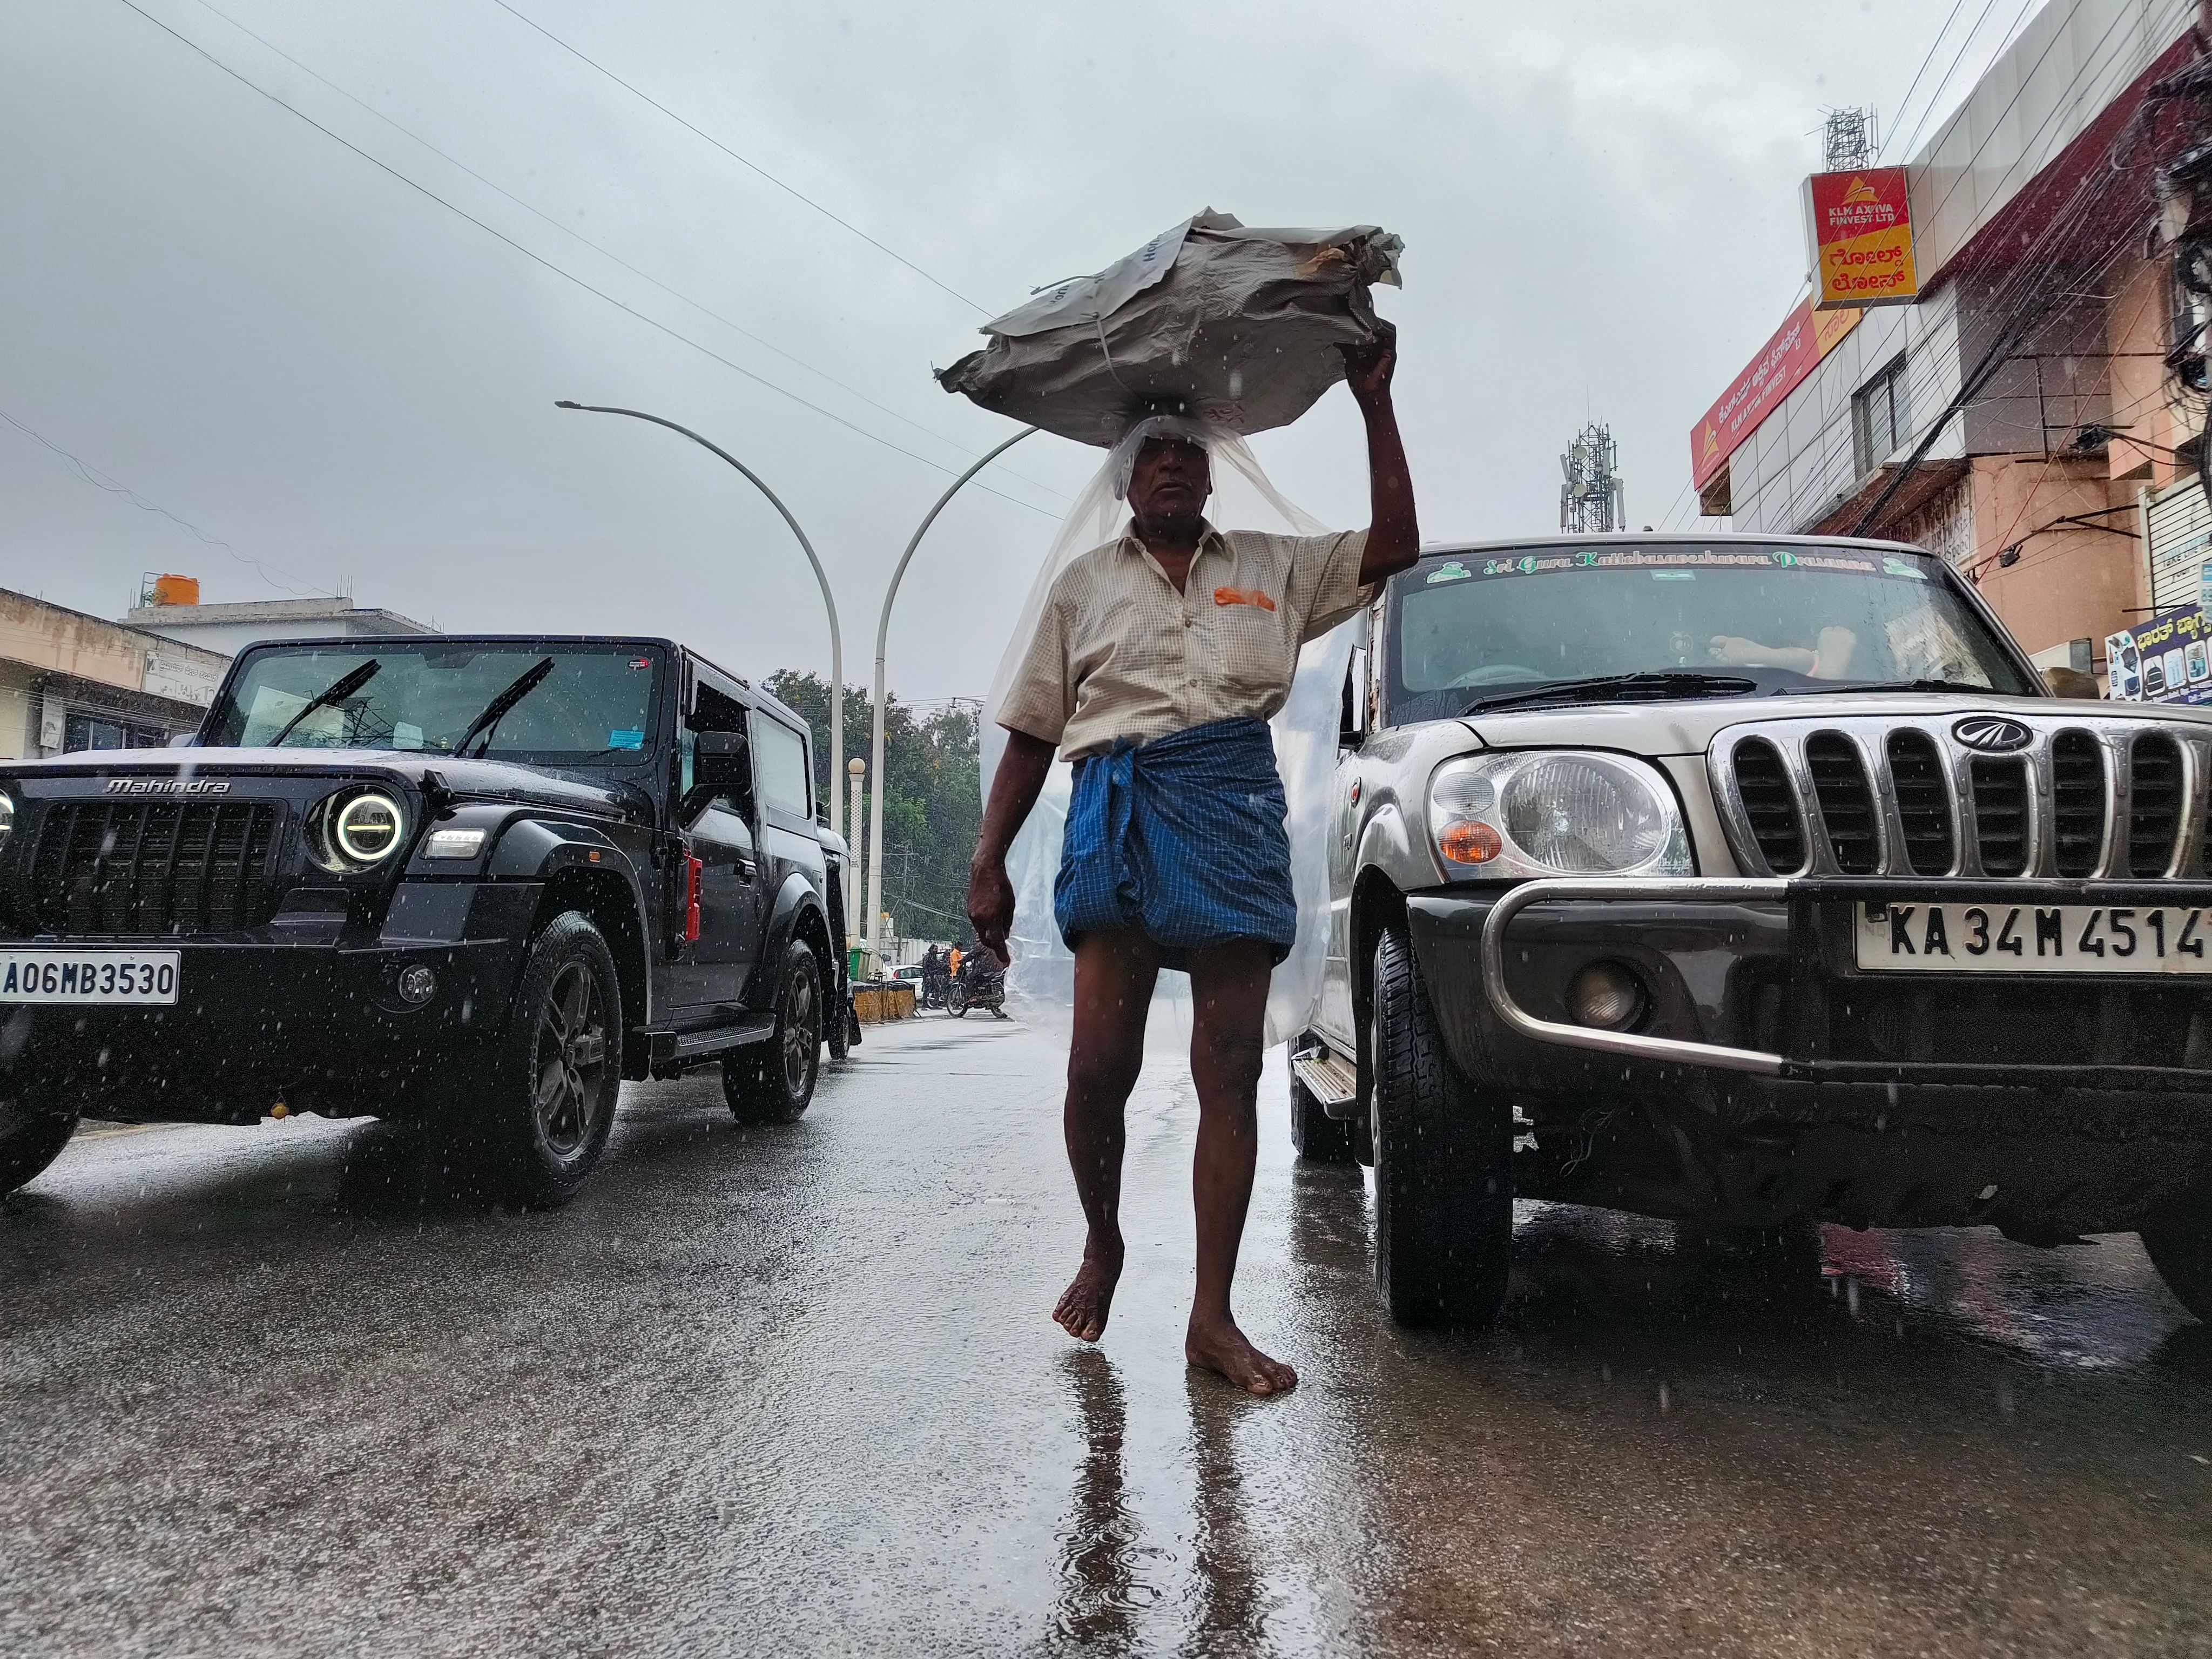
[1952,716,2033,753]
[104,777,232,795]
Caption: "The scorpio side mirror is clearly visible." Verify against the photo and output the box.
[1338,646,1370,750]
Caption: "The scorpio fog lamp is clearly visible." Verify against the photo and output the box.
[1426,752,1690,880]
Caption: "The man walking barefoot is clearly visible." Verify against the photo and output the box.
[968,334,1418,1397]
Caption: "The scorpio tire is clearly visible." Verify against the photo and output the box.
[0,1079,79,1198]
[1368,923,1514,1328]
[724,939,823,1125]
[455,909,624,1209]
[1289,1057,1356,1164]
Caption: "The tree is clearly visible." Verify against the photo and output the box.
[764,671,980,945]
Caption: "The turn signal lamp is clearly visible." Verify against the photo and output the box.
[1438,819,1503,865]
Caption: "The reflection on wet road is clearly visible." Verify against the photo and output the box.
[5,1016,2209,1654]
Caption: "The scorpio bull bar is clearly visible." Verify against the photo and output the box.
[1479,878,1791,1077]
[1476,875,2212,1087]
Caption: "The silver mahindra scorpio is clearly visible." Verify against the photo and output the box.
[1297,533,2212,1330]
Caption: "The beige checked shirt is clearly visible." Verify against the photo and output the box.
[999,523,1372,759]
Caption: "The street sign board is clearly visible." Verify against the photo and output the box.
[1689,300,1859,489]
[1804,167,1919,309]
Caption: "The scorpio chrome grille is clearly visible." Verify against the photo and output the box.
[1709,715,2211,880]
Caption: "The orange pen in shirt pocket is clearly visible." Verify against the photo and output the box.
[1213,586,1277,611]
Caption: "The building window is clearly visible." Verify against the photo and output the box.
[1854,354,1908,476]
[63,712,169,752]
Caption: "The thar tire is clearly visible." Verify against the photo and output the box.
[0,1077,78,1198]
[2142,1203,2212,1324]
[724,939,822,1124]
[1369,923,1514,1328]
[1289,1059,1355,1163]
[454,909,624,1209]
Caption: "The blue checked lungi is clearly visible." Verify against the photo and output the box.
[1053,716,1297,970]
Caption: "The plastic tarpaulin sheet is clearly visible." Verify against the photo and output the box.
[977,439,1362,1053]
[939,211,1402,448]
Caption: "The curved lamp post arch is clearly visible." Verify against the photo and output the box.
[554,401,845,845]
[865,426,1038,966]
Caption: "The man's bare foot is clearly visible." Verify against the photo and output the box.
[1185,1315,1297,1397]
[1054,1241,1123,1342]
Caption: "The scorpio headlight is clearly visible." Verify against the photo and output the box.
[0,791,13,855]
[1427,752,1691,879]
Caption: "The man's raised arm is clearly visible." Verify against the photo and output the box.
[1343,325,1418,585]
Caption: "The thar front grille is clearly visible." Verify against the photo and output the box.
[1710,715,2208,880]
[28,800,286,935]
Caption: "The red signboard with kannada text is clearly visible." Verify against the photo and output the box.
[1689,300,1859,489]
[1805,167,1919,310]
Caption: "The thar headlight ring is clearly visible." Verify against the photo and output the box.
[311,788,407,871]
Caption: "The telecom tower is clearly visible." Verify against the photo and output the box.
[1819,106,1876,172]
[1559,422,1626,534]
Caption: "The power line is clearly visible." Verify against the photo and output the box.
[1877,0,1976,163]
[1728,0,2171,535]
[1886,0,2017,166]
[182,0,1067,509]
[485,0,990,316]
[112,0,1058,520]
[0,403,332,598]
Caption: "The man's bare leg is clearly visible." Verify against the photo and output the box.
[1054,928,1161,1342]
[1183,940,1297,1397]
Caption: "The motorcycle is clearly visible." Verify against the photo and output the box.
[945,954,1008,1020]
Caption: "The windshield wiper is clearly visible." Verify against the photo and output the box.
[1462,671,1758,716]
[266,659,381,746]
[452,657,556,758]
[1810,677,1995,694]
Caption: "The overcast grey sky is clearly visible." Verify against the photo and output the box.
[2,0,2028,709]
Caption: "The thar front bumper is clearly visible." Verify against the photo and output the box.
[2,881,541,1120]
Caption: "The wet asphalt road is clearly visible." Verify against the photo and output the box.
[5,1014,2212,1657]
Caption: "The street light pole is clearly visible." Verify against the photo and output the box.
[865,426,1037,967]
[555,401,845,844]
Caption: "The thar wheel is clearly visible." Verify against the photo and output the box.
[1289,1051,1355,1164]
[724,939,822,1124]
[2142,1199,2212,1323]
[456,909,623,1209]
[1369,923,1514,1328]
[0,1074,78,1198]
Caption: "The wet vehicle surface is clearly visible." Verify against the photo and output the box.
[5,1016,2207,1656]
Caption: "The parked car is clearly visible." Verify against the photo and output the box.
[0,635,849,1205]
[1298,534,2212,1329]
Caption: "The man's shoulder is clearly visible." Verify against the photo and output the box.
[1046,536,1135,596]
[1219,525,1352,562]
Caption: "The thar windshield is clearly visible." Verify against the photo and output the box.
[1386,543,2036,725]
[202,642,665,763]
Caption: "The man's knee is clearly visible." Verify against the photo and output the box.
[1194,1027,1266,1097]
[1068,1046,1143,1107]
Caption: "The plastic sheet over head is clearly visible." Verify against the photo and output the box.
[939,211,1403,447]
[981,414,1363,1054]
